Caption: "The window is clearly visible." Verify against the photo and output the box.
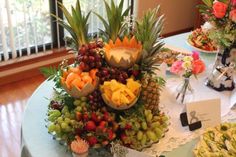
[0,0,133,61]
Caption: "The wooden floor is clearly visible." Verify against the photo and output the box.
[0,75,45,157]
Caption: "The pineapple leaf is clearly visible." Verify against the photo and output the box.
[135,6,164,74]
[54,0,91,50]
[95,0,131,41]
[40,67,58,80]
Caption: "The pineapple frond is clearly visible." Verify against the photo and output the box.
[94,0,131,41]
[52,0,91,50]
[135,6,165,74]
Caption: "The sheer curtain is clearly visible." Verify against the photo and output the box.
[0,0,130,62]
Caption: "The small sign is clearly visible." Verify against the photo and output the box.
[186,99,221,128]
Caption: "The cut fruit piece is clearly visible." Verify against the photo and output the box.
[61,67,99,98]
[100,78,141,110]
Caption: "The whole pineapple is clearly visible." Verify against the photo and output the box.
[141,75,161,113]
[135,6,165,113]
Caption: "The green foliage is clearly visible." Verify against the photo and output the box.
[53,89,76,111]
[52,0,91,50]
[40,66,62,89]
[135,6,164,74]
[94,0,131,41]
[202,0,213,7]
[40,66,58,80]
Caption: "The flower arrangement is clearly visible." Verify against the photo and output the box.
[170,51,205,78]
[198,0,236,47]
[170,51,205,103]
[41,0,169,154]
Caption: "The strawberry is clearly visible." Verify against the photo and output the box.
[91,112,102,123]
[103,112,109,121]
[125,123,132,130]
[87,136,98,146]
[99,121,108,128]
[85,121,96,131]
[102,140,109,146]
[107,129,115,140]
[120,133,127,142]
[83,113,89,121]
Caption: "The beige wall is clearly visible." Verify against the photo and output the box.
[135,0,198,34]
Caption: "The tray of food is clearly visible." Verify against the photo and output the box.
[157,44,191,67]
[187,28,218,53]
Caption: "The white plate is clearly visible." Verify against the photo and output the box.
[186,40,219,54]
[164,44,192,55]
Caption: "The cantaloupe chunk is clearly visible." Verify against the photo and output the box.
[82,75,92,84]
[66,73,80,88]
[71,78,82,89]
[69,67,81,74]
[89,69,98,79]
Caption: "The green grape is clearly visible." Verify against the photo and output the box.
[151,122,160,128]
[146,130,157,141]
[133,121,141,130]
[61,106,69,114]
[64,118,71,124]
[57,117,63,123]
[125,130,136,136]
[81,102,87,107]
[153,116,160,122]
[146,113,153,123]
[65,126,72,132]
[75,106,82,112]
[141,122,147,130]
[162,115,168,122]
[64,112,71,118]
[55,124,61,133]
[141,134,147,146]
[137,131,143,141]
[70,113,75,119]
[73,100,81,106]
[61,122,69,130]
[70,120,77,125]
[144,109,151,117]
[80,97,87,102]
[48,110,61,122]
[154,127,163,138]
[48,124,56,133]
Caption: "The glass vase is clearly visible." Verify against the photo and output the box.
[206,42,236,91]
[176,77,194,104]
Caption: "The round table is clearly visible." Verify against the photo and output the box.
[21,32,217,157]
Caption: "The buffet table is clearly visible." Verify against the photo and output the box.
[21,32,234,157]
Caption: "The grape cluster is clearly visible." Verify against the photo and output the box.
[119,109,168,150]
[87,90,105,110]
[96,67,130,84]
[47,106,82,141]
[77,42,104,72]
[50,100,63,111]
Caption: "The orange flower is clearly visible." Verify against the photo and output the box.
[213,2,228,18]
[192,60,205,75]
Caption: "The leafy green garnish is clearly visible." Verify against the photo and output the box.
[40,66,58,80]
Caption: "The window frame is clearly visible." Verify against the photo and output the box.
[1,0,134,61]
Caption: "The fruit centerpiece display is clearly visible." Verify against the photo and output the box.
[41,0,168,155]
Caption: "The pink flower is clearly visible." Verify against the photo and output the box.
[192,60,205,75]
[213,2,228,18]
[192,51,200,60]
[232,0,236,6]
[230,9,236,22]
[170,61,183,74]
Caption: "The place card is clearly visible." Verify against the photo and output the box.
[186,99,221,128]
